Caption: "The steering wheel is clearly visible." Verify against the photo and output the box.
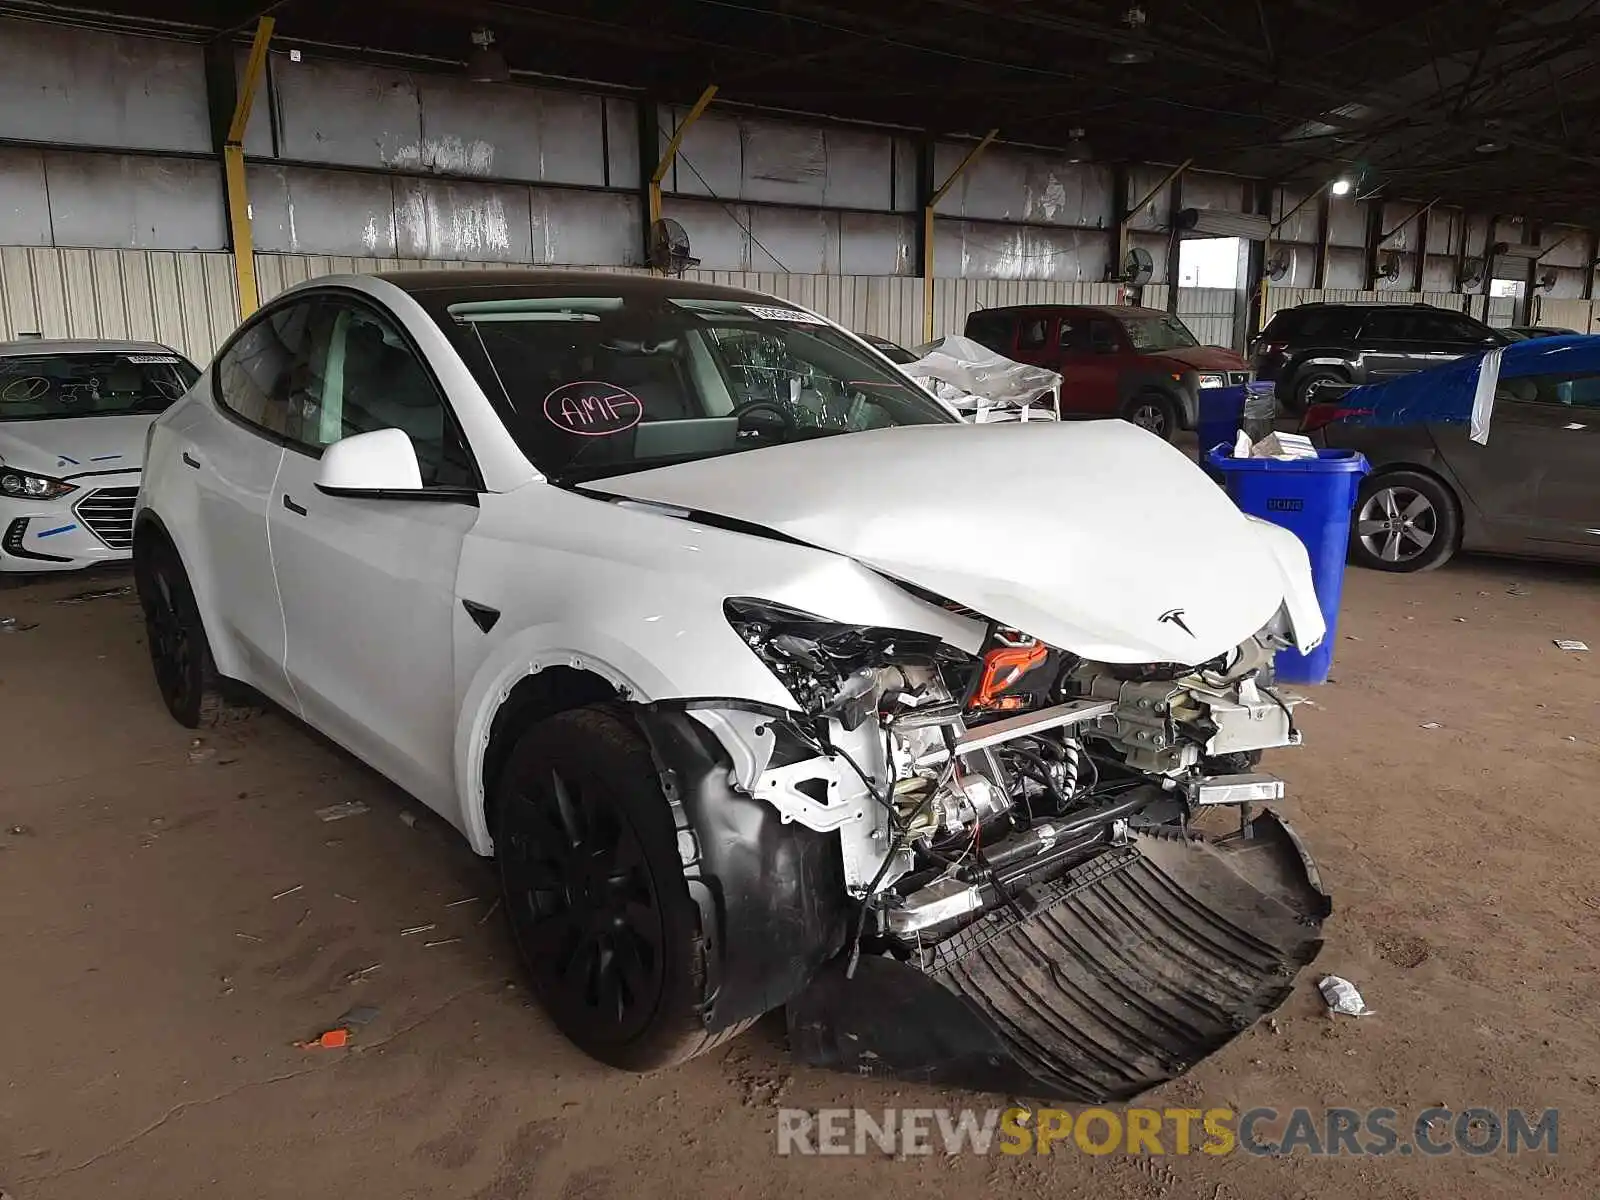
[732,399,796,436]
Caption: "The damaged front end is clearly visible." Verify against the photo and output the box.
[670,597,1329,1104]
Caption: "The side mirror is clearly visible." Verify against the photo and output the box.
[315,428,422,496]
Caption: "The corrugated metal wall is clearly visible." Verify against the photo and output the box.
[0,246,238,363]
[1534,298,1599,333]
[1262,288,1470,320]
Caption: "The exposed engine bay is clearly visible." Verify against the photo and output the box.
[713,597,1303,936]
[679,596,1329,1102]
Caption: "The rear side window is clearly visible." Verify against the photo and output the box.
[1017,316,1049,351]
[965,311,1013,353]
[214,301,318,437]
[1269,308,1360,341]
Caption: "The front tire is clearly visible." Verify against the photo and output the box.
[1349,470,1459,572]
[493,705,752,1070]
[134,538,250,728]
[1122,391,1180,440]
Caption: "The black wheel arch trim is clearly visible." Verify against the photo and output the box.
[631,706,851,1033]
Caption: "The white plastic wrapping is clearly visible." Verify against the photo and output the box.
[901,334,1062,423]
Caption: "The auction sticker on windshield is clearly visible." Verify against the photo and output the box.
[543,380,644,436]
[743,304,827,325]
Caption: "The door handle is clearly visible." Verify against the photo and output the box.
[181,451,201,470]
[282,494,307,517]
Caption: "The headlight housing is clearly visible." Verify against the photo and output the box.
[0,468,76,501]
[724,597,962,720]
[1197,372,1227,389]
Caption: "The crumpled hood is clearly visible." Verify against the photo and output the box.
[0,415,153,478]
[593,420,1324,665]
[1155,345,1247,372]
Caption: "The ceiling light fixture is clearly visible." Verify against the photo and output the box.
[1475,138,1507,153]
[1330,178,1353,196]
[466,27,510,83]
[1109,5,1154,64]
[1063,128,1093,163]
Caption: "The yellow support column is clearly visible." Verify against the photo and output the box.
[923,129,998,344]
[226,17,275,320]
[649,85,718,247]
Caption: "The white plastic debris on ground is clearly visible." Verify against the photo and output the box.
[900,335,1062,423]
[1319,974,1374,1017]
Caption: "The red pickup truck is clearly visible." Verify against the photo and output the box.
[964,304,1250,440]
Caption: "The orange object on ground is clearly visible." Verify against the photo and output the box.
[302,1027,349,1049]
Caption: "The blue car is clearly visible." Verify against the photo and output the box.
[1302,335,1600,571]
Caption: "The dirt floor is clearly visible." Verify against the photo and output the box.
[2,554,1597,1200]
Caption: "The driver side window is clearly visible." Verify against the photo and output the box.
[287,300,475,487]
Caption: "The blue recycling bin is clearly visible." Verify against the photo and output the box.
[1196,385,1246,477]
[1205,447,1370,684]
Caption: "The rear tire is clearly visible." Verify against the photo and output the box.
[493,704,753,1070]
[1292,368,1347,412]
[134,538,254,728]
[1121,391,1180,440]
[1348,470,1460,572]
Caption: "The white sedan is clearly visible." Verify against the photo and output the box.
[135,271,1330,1102]
[0,339,197,571]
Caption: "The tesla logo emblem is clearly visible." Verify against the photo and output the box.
[1158,608,1195,637]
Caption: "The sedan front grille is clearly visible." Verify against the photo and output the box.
[74,486,138,550]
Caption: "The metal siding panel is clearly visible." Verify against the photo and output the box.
[1127,165,1176,232]
[893,139,918,214]
[1539,229,1588,269]
[0,146,52,246]
[247,164,399,257]
[202,254,241,357]
[529,188,641,266]
[1324,247,1366,289]
[1537,298,1596,331]
[0,18,210,153]
[1326,197,1368,248]
[30,247,70,337]
[1272,188,1319,245]
[118,250,158,344]
[1486,297,1516,328]
[275,58,423,169]
[60,249,102,339]
[146,252,187,356]
[739,118,827,207]
[662,197,748,270]
[394,178,532,262]
[822,129,895,211]
[412,78,607,185]
[1537,268,1587,299]
[1428,208,1462,254]
[664,106,742,199]
[606,98,641,190]
[1181,172,1247,213]
[838,212,911,276]
[174,254,214,363]
[45,151,226,250]
[1380,203,1422,251]
[0,246,41,337]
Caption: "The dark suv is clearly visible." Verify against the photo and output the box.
[1252,303,1508,411]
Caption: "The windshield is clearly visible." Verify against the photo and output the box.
[444,296,955,481]
[1119,313,1200,352]
[0,352,197,422]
